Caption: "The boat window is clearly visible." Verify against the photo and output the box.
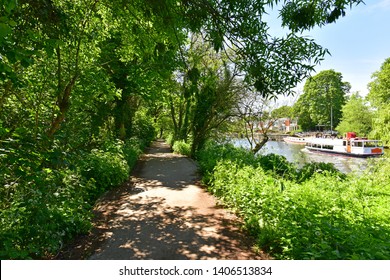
[353,142,363,147]
[343,141,346,146]
[323,145,333,150]
[364,141,378,147]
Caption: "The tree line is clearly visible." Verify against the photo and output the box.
[1,0,364,154]
[280,60,390,146]
[0,0,365,258]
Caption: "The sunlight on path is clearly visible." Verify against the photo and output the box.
[89,140,268,260]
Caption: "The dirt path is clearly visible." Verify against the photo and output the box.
[60,140,269,260]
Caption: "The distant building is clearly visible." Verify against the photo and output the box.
[245,118,299,133]
[272,118,299,132]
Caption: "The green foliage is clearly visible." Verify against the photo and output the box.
[368,57,390,108]
[336,93,373,136]
[172,140,191,156]
[0,143,95,259]
[132,110,156,146]
[297,162,346,182]
[196,141,257,183]
[179,1,360,97]
[78,146,129,200]
[198,143,390,259]
[367,58,390,145]
[165,133,175,147]
[167,35,240,155]
[257,154,297,181]
[294,70,350,131]
[271,105,293,119]
[122,138,144,170]
[279,0,364,32]
[369,104,390,146]
[0,135,144,259]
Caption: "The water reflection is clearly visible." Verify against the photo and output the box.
[233,139,381,174]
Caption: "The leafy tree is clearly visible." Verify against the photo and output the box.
[167,34,240,155]
[271,105,294,119]
[0,0,115,142]
[370,104,390,145]
[336,93,373,136]
[179,0,363,98]
[190,63,239,154]
[294,70,350,131]
[234,87,279,154]
[368,58,390,107]
[367,58,390,144]
[0,0,366,259]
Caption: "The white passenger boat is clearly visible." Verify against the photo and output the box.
[305,132,384,157]
[284,136,311,145]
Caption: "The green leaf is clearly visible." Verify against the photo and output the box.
[0,23,12,40]
[4,0,18,14]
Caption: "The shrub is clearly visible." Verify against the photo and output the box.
[0,134,144,259]
[78,149,129,199]
[165,133,175,147]
[172,140,191,156]
[256,153,297,180]
[0,168,94,259]
[297,161,346,182]
[200,142,390,259]
[122,138,143,169]
[196,141,257,175]
[132,111,156,146]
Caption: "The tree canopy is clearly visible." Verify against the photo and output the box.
[294,69,350,131]
[336,93,373,136]
[0,0,366,259]
[368,57,390,108]
[367,57,390,144]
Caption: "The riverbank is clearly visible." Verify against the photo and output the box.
[196,141,390,259]
[232,138,384,173]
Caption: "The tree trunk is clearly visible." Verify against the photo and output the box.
[252,135,269,154]
[47,74,79,137]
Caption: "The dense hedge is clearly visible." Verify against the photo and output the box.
[0,137,146,259]
[196,141,390,259]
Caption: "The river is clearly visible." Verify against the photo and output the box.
[232,138,385,174]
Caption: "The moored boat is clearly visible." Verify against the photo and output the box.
[284,136,311,145]
[305,132,384,157]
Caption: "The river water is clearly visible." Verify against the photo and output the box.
[232,138,384,174]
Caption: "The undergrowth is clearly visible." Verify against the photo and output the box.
[0,137,146,259]
[196,141,390,259]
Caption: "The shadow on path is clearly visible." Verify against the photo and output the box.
[60,140,269,260]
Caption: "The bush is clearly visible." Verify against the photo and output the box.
[196,141,257,180]
[0,168,94,259]
[172,140,191,156]
[165,133,175,147]
[78,149,129,199]
[132,111,156,146]
[199,142,390,259]
[297,161,346,182]
[123,138,143,169]
[0,134,147,259]
[256,153,297,180]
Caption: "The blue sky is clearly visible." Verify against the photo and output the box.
[266,0,390,97]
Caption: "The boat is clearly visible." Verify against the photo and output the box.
[284,135,312,145]
[305,132,384,157]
